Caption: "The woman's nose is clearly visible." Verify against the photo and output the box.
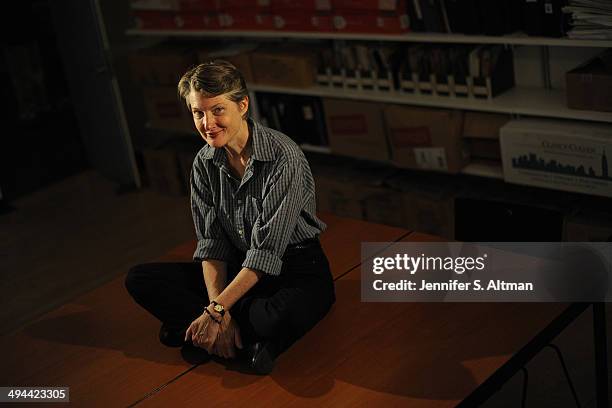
[202,112,215,131]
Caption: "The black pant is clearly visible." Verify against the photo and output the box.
[125,240,335,356]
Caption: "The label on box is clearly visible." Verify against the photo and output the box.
[414,147,448,171]
[501,126,612,198]
[329,114,368,134]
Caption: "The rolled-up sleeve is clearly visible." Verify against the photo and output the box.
[190,160,235,263]
[243,157,303,276]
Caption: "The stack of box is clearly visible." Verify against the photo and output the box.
[128,45,197,133]
[332,0,410,34]
[197,43,258,83]
[218,0,274,30]
[271,0,334,32]
[250,46,319,88]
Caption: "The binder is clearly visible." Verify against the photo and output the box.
[523,0,543,36]
[418,0,446,32]
[443,0,482,34]
[542,0,567,37]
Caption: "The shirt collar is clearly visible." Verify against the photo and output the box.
[200,117,275,163]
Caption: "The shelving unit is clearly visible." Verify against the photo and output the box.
[126,29,612,48]
[251,84,612,123]
[127,26,611,202]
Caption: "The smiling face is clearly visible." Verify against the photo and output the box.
[188,91,249,149]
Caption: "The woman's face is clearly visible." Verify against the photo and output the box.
[188,91,248,149]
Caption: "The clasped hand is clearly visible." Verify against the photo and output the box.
[185,308,243,359]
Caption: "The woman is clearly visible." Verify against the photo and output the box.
[125,60,335,375]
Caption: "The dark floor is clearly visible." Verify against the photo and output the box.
[0,170,609,407]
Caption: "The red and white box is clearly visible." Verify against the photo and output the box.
[220,11,275,30]
[133,10,177,29]
[332,0,406,12]
[175,12,222,29]
[271,0,332,11]
[333,12,409,33]
[273,11,334,31]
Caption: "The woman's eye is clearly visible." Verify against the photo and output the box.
[193,111,203,119]
[213,107,224,115]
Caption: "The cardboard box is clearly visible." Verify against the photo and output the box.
[198,43,257,83]
[462,112,508,160]
[462,112,510,140]
[566,50,612,112]
[384,105,467,173]
[251,48,317,87]
[500,119,612,198]
[143,87,194,133]
[333,13,409,33]
[323,98,390,162]
[128,46,196,85]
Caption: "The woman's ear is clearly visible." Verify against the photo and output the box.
[240,96,249,115]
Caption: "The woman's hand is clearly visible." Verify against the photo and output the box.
[185,311,220,353]
[214,311,243,359]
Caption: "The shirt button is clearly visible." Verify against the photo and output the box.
[238,229,244,236]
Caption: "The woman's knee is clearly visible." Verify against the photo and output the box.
[125,263,152,297]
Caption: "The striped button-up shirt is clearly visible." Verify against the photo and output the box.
[190,118,326,276]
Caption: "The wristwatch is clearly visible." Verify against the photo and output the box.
[210,300,225,317]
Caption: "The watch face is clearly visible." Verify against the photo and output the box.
[214,304,223,313]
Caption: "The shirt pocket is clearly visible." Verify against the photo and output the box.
[244,195,263,224]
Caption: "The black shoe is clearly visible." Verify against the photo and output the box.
[246,341,276,375]
[180,341,212,365]
[159,324,185,348]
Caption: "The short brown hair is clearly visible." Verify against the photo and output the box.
[177,60,249,118]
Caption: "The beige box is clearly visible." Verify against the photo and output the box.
[384,105,467,173]
[250,48,317,88]
[143,87,194,133]
[323,98,390,162]
[128,47,195,85]
[198,44,258,84]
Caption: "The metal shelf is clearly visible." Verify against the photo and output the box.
[126,28,612,48]
[251,84,612,123]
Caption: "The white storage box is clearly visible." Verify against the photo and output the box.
[500,119,612,198]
